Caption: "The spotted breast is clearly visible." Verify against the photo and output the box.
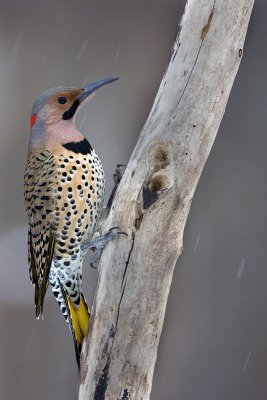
[50,137,104,298]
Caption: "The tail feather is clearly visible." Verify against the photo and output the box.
[59,283,90,366]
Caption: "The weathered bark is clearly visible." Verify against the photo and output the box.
[78,0,255,399]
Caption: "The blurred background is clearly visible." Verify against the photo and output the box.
[0,0,266,399]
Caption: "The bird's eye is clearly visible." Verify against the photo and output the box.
[58,96,67,104]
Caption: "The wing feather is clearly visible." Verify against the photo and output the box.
[24,150,57,317]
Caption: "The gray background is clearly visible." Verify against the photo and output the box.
[0,0,266,399]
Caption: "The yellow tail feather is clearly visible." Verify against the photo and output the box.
[58,282,90,366]
[67,294,90,346]
[62,293,90,367]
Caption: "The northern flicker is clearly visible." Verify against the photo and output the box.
[24,78,118,365]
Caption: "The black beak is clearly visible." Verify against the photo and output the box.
[78,77,119,102]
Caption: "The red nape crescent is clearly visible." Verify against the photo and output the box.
[30,113,37,129]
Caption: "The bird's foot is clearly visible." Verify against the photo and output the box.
[81,227,127,269]
[106,164,127,209]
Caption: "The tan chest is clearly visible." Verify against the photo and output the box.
[52,146,105,254]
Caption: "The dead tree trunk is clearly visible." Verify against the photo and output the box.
[78,0,255,398]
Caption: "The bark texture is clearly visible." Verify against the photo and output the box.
[78,0,255,399]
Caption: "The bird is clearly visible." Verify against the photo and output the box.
[24,78,118,366]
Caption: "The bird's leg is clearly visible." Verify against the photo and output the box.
[106,164,126,209]
[82,227,127,269]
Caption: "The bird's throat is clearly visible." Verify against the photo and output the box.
[45,120,84,150]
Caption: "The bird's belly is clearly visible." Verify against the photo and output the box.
[52,147,105,261]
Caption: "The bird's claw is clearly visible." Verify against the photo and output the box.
[82,227,127,269]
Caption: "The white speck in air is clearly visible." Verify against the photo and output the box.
[193,233,200,254]
[83,76,90,86]
[236,258,246,280]
[26,327,37,346]
[242,351,252,372]
[79,115,87,130]
[76,41,88,62]
[12,32,24,54]
[113,43,122,63]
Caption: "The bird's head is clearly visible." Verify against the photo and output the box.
[29,78,118,149]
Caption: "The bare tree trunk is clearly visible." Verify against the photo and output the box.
[78,0,255,399]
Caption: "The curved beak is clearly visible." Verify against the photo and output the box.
[78,77,119,102]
